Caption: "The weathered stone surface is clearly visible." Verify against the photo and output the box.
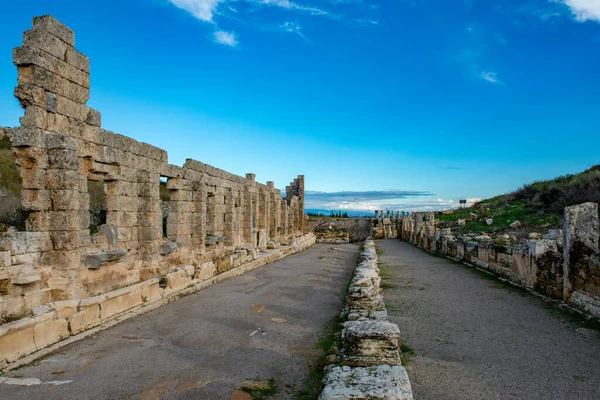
[342,320,401,366]
[0,14,309,368]
[8,264,41,285]
[32,15,75,46]
[320,365,413,400]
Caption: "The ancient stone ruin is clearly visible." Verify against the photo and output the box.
[0,15,313,368]
[397,204,600,318]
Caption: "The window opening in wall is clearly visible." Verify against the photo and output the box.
[252,196,257,229]
[88,180,106,234]
[0,133,26,231]
[206,193,215,235]
[160,176,170,238]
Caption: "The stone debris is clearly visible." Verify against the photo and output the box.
[319,365,413,400]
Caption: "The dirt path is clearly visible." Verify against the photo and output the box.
[376,239,600,400]
[0,243,360,400]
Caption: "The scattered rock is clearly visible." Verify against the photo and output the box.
[510,220,521,228]
[485,218,493,225]
[528,232,541,240]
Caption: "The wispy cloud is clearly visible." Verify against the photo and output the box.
[280,21,305,37]
[166,0,378,45]
[214,29,238,46]
[257,0,329,16]
[168,0,224,22]
[480,71,502,84]
[559,0,600,22]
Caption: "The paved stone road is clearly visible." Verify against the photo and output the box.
[377,239,600,400]
[0,243,359,400]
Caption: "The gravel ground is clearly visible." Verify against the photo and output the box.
[0,243,360,400]
[376,239,600,400]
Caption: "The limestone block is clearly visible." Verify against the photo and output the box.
[99,285,142,320]
[23,29,67,60]
[342,320,401,367]
[0,317,37,363]
[23,288,52,311]
[182,265,195,277]
[65,46,90,73]
[20,105,48,128]
[68,302,101,335]
[11,126,45,148]
[33,311,69,349]
[86,108,101,127]
[9,264,41,285]
[48,148,78,170]
[14,85,46,115]
[141,279,161,303]
[320,365,413,400]
[52,299,79,319]
[166,269,191,292]
[21,189,51,211]
[18,64,89,104]
[0,251,11,268]
[32,15,75,46]
[194,261,216,281]
[14,45,83,85]
[50,231,80,251]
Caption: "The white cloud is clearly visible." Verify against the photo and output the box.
[560,0,600,22]
[280,21,305,37]
[168,0,224,22]
[258,0,329,15]
[480,71,502,84]
[214,30,238,46]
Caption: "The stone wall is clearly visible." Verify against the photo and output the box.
[0,15,311,368]
[397,204,600,318]
[319,239,413,400]
[307,218,373,243]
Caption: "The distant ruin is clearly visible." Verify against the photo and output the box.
[0,16,313,368]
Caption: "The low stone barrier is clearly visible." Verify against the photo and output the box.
[0,233,315,371]
[319,239,413,400]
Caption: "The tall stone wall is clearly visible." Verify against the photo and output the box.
[396,204,600,318]
[0,16,312,368]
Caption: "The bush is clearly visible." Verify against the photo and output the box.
[510,166,600,215]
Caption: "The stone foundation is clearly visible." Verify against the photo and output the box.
[319,239,413,400]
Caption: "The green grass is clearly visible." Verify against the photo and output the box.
[241,378,277,399]
[293,315,343,400]
[400,344,415,367]
[435,164,600,235]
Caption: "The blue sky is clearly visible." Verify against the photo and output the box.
[0,0,599,212]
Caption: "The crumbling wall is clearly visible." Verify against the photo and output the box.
[0,15,312,368]
[397,202,600,318]
[308,218,373,243]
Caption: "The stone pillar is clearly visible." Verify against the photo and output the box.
[563,202,599,300]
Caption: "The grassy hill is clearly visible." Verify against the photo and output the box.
[437,165,600,235]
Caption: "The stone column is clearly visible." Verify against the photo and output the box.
[563,202,599,300]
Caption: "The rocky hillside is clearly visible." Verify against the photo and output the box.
[437,165,600,239]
